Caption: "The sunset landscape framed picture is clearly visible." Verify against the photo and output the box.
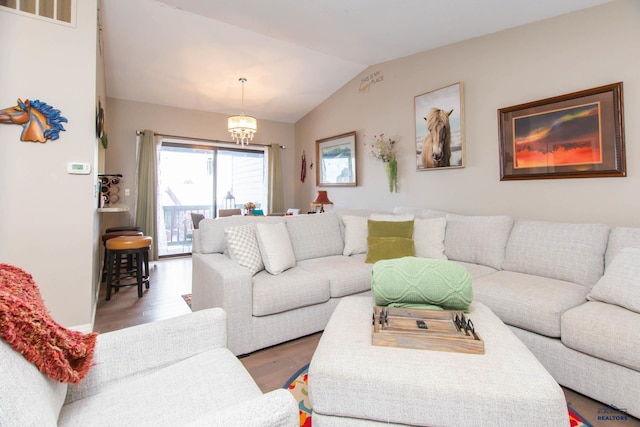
[498,82,625,180]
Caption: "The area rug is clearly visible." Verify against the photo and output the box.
[283,363,312,427]
[283,364,593,427]
[181,293,192,309]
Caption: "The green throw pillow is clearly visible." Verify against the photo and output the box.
[365,237,415,263]
[367,220,414,238]
[371,257,473,311]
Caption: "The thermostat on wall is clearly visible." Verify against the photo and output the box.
[67,162,91,175]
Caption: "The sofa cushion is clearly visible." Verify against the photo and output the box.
[393,206,447,218]
[255,222,296,275]
[297,255,373,298]
[198,216,281,254]
[588,247,640,314]
[473,270,589,337]
[285,212,344,261]
[59,348,265,426]
[342,215,368,256]
[252,267,330,316]
[414,217,447,259]
[368,219,414,238]
[451,261,497,280]
[365,218,415,263]
[444,214,513,270]
[502,220,609,288]
[605,227,640,268]
[369,213,414,222]
[562,301,640,372]
[225,224,264,275]
[366,237,415,263]
[371,257,472,311]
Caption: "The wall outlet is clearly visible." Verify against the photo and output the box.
[124,188,130,196]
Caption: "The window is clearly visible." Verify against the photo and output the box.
[216,149,265,212]
[0,0,74,25]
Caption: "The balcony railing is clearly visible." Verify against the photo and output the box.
[163,205,212,249]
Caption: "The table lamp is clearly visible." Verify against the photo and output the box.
[312,190,333,213]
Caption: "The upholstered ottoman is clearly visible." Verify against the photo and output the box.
[309,296,569,426]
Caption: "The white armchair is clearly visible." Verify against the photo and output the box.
[0,308,298,427]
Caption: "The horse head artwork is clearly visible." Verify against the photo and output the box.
[0,98,67,143]
[421,107,453,168]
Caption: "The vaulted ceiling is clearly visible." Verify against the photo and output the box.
[100,0,612,123]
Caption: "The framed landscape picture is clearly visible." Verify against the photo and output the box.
[415,82,465,170]
[316,131,357,186]
[498,82,626,180]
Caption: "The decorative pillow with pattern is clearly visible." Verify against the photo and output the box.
[225,224,264,275]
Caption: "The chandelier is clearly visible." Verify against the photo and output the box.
[228,77,257,146]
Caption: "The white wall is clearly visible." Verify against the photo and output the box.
[295,0,640,227]
[102,98,296,231]
[0,1,99,328]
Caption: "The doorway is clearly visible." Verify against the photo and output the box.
[157,142,266,257]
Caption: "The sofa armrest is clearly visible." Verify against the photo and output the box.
[184,389,298,427]
[192,253,254,355]
[65,308,227,403]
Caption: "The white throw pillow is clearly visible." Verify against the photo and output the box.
[369,213,415,222]
[413,217,447,259]
[342,215,368,256]
[224,224,264,275]
[255,222,296,275]
[587,247,640,314]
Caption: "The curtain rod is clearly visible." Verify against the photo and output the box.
[135,130,285,149]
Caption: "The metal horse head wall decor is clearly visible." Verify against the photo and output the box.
[0,98,67,143]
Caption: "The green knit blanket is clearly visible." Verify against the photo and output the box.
[371,257,473,311]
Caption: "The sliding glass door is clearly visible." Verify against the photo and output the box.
[158,144,215,256]
[216,149,265,213]
[157,142,265,257]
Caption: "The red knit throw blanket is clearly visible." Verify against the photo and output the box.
[0,264,97,384]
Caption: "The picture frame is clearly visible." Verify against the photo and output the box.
[498,82,625,180]
[415,82,464,170]
[316,131,357,186]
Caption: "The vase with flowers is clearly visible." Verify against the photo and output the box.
[243,201,256,215]
[366,134,398,193]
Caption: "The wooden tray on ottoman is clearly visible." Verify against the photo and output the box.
[372,306,485,354]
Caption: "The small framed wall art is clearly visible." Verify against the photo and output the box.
[415,82,465,170]
[316,131,357,186]
[498,82,625,180]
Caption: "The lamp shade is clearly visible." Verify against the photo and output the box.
[313,190,332,205]
[227,115,257,133]
[228,114,257,145]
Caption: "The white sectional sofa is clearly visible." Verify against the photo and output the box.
[191,208,640,418]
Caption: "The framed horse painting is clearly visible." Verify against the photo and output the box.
[498,82,625,180]
[415,82,465,171]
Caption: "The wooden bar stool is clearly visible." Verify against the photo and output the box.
[105,235,153,301]
[101,230,143,282]
[105,226,142,233]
